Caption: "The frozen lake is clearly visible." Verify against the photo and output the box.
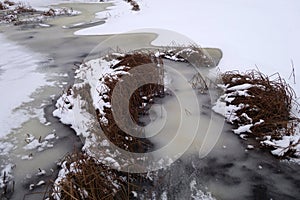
[0,1,299,199]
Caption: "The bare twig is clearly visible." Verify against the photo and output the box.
[288,59,296,84]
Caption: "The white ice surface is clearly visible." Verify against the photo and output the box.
[0,34,47,138]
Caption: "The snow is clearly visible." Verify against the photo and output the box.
[100,139,110,147]
[24,133,35,143]
[261,140,275,146]
[233,124,252,135]
[0,34,48,138]
[74,0,300,161]
[0,33,53,179]
[74,0,300,99]
[160,191,167,200]
[22,133,55,153]
[52,161,68,200]
[38,23,51,27]
[213,80,300,158]
[0,142,14,156]
[74,57,128,124]
[53,160,82,193]
[53,89,94,137]
[0,163,14,189]
[44,133,57,140]
[227,84,254,91]
[131,191,138,198]
[52,56,129,172]
[1,0,298,197]
[36,180,46,186]
[104,157,121,170]
[254,119,264,126]
[212,95,246,124]
[22,0,63,7]
[29,184,35,190]
[267,135,300,157]
[241,113,252,123]
[190,179,215,200]
[21,154,33,160]
[25,0,109,9]
[23,139,48,150]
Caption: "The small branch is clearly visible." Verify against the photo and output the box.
[288,59,296,84]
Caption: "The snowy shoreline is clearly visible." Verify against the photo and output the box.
[0,1,111,198]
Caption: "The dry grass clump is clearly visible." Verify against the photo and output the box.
[50,153,148,200]
[3,0,14,6]
[51,153,125,200]
[0,2,7,10]
[43,7,74,17]
[97,52,164,153]
[161,45,216,68]
[0,2,38,24]
[13,3,36,14]
[222,70,295,140]
[0,1,15,10]
[0,1,75,25]
[0,171,14,199]
[124,0,140,11]
[43,8,56,16]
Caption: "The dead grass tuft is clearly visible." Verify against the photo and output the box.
[0,3,7,10]
[0,2,75,25]
[97,52,164,153]
[222,70,296,140]
[43,8,56,16]
[14,3,36,14]
[3,0,15,6]
[161,45,216,68]
[0,1,14,10]
[43,7,74,17]
[124,0,140,11]
[0,2,38,24]
[50,153,149,200]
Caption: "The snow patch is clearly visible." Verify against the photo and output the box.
[0,34,49,138]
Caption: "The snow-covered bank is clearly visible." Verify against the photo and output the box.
[75,0,300,104]
[0,2,114,198]
[53,55,126,167]
[52,50,218,199]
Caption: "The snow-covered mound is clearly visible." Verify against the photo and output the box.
[213,71,300,161]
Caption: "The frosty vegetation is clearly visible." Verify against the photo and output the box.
[1,0,299,199]
[51,51,161,199]
[213,70,300,160]
[0,0,80,25]
[49,42,300,199]
[51,47,217,199]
